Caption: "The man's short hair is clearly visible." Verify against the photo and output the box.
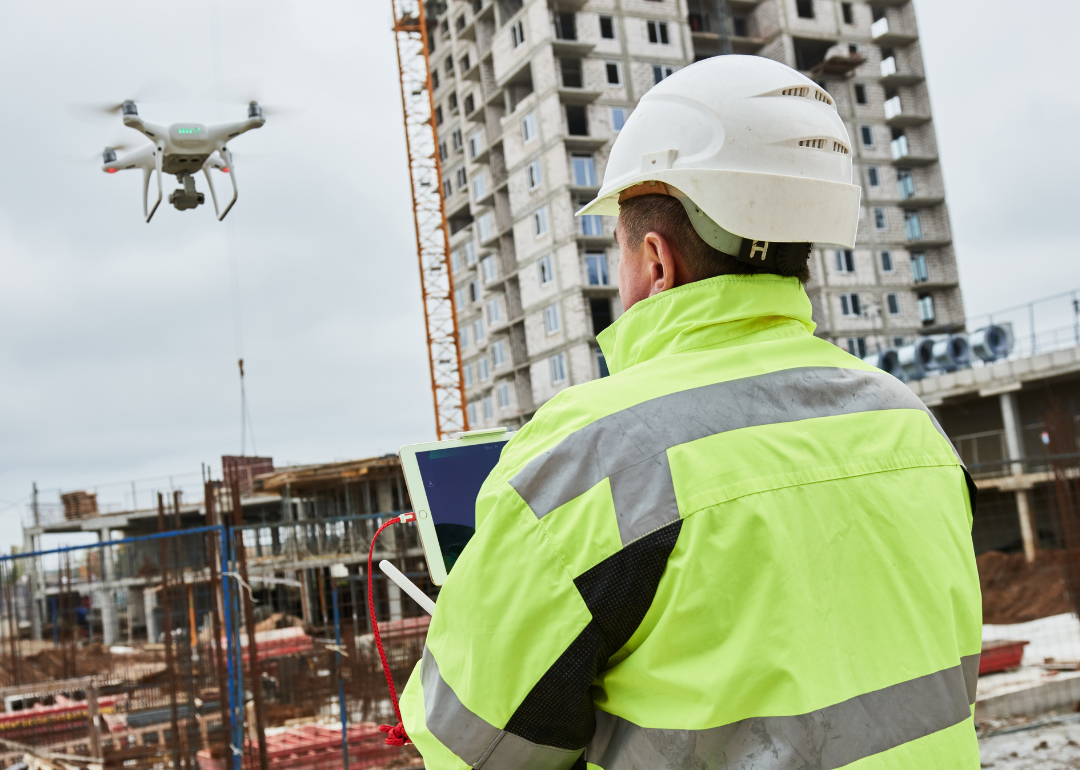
[617,194,811,284]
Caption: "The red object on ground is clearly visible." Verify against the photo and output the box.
[221,625,314,663]
[980,640,1029,675]
[197,723,401,770]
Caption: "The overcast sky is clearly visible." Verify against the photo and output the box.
[1,0,1077,547]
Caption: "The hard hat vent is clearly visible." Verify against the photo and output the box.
[797,138,849,154]
[780,86,834,106]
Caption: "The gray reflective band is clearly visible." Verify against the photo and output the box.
[510,366,961,545]
[421,647,583,770]
[588,654,980,770]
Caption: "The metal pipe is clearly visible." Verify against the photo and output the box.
[157,493,184,770]
[1030,301,1036,356]
[0,526,224,563]
[221,522,243,770]
[333,587,349,770]
[232,481,269,770]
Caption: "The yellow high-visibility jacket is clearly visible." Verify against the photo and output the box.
[401,275,982,769]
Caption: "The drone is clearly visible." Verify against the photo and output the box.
[99,100,265,222]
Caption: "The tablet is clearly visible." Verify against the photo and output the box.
[399,428,513,585]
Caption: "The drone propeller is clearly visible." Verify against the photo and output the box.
[57,139,142,167]
[239,99,298,120]
[65,77,190,122]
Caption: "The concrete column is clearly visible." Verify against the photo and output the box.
[24,531,42,641]
[98,530,119,645]
[144,589,159,643]
[1000,391,1036,562]
[299,569,312,625]
[387,582,403,622]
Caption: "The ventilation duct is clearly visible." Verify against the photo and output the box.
[897,337,937,380]
[863,349,905,380]
[930,334,971,372]
[969,324,1013,362]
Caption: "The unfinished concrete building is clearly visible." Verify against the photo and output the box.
[431,0,961,426]
[19,456,426,646]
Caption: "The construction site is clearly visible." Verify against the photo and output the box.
[2,0,1077,766]
[5,455,431,770]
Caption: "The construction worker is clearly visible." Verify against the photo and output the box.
[399,55,982,768]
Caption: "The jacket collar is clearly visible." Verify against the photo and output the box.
[597,275,816,375]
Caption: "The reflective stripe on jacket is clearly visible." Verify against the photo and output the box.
[400,275,982,770]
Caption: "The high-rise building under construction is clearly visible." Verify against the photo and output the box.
[430,0,960,427]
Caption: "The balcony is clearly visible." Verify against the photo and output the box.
[809,44,866,78]
[558,87,602,105]
[457,0,493,42]
[889,134,936,166]
[870,17,917,47]
[461,55,482,82]
[884,94,930,127]
[879,55,924,87]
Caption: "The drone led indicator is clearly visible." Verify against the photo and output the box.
[177,127,201,135]
[106,168,118,174]
[221,167,229,173]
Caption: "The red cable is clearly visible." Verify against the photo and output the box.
[368,514,414,746]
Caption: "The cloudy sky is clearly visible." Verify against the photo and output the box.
[1,0,1077,545]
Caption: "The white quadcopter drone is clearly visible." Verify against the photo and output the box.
[100,100,265,222]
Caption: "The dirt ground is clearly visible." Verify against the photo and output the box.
[0,641,165,684]
[981,718,1080,768]
[980,550,1073,624]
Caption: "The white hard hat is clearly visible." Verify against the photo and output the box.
[577,55,861,249]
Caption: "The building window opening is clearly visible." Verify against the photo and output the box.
[549,352,567,383]
[591,297,613,334]
[647,21,670,44]
[846,337,867,358]
[897,168,915,200]
[796,0,814,18]
[538,254,554,285]
[904,210,922,241]
[566,104,588,135]
[918,294,935,324]
[840,292,861,317]
[911,252,928,283]
[586,252,609,285]
[652,64,675,84]
[595,348,610,377]
[572,154,597,186]
[561,58,583,88]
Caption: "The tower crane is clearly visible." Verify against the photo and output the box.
[390,0,470,439]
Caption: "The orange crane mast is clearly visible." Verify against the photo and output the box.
[391,0,469,439]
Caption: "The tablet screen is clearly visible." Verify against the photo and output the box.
[415,440,507,574]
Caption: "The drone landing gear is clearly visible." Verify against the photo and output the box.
[168,173,205,212]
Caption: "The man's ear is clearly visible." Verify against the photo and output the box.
[642,231,679,297]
